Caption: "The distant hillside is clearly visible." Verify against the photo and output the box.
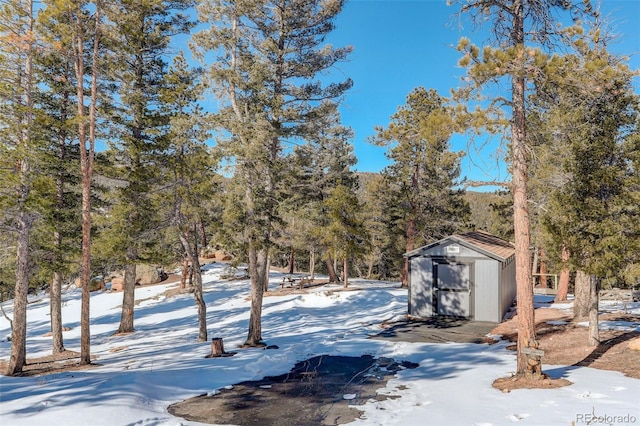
[464,190,513,241]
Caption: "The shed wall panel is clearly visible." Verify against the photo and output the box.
[409,257,433,317]
[499,258,517,320]
[473,259,500,322]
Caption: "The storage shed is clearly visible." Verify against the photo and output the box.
[404,231,516,323]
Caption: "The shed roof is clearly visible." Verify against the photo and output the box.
[404,230,515,262]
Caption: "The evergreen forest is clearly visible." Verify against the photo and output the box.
[1,0,638,376]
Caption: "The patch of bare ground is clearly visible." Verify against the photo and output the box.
[493,374,573,392]
[490,304,640,382]
[0,350,98,377]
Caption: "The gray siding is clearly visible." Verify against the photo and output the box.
[407,235,516,323]
[499,257,517,320]
[409,257,433,317]
[421,241,483,259]
[473,259,500,322]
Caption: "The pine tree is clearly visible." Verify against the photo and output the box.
[193,0,352,346]
[100,0,193,334]
[285,107,358,281]
[33,6,84,354]
[322,184,368,288]
[0,0,38,375]
[32,0,103,365]
[160,52,215,342]
[538,23,640,345]
[451,0,595,377]
[371,87,469,287]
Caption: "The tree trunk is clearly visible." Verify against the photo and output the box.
[325,254,339,283]
[574,270,590,319]
[79,167,92,364]
[366,251,376,279]
[288,247,295,274]
[343,257,349,288]
[539,248,548,289]
[117,263,136,334]
[264,255,271,293]
[197,219,207,251]
[77,0,101,366]
[309,249,315,280]
[511,1,537,375]
[401,217,416,288]
[192,258,207,342]
[190,222,207,342]
[8,213,32,375]
[245,244,267,347]
[354,262,363,279]
[588,274,600,347]
[176,213,207,341]
[531,247,539,287]
[8,0,35,377]
[180,258,189,289]
[51,129,66,355]
[554,245,570,302]
[50,271,65,354]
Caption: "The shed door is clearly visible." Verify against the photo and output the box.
[436,263,470,317]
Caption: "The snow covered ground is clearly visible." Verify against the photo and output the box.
[0,262,638,426]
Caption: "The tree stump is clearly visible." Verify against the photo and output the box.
[205,337,236,358]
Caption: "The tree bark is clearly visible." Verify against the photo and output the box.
[77,0,100,366]
[192,258,207,342]
[511,0,537,376]
[188,222,207,341]
[539,248,548,289]
[325,254,339,283]
[554,245,570,302]
[8,212,32,375]
[588,274,600,347]
[309,249,315,280]
[50,271,65,354]
[574,270,590,319]
[209,338,225,356]
[288,247,295,274]
[343,257,349,288]
[245,244,267,346]
[531,247,539,286]
[117,263,136,334]
[197,219,207,251]
[264,255,271,293]
[50,124,67,355]
[8,0,35,377]
[401,218,416,288]
[367,260,374,279]
[180,258,189,289]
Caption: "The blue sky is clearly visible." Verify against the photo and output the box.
[322,0,640,185]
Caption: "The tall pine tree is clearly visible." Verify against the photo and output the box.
[451,0,595,377]
[0,0,38,375]
[371,87,469,288]
[100,0,193,334]
[193,0,352,346]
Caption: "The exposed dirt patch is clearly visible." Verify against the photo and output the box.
[491,305,640,380]
[168,354,418,426]
[493,374,573,392]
